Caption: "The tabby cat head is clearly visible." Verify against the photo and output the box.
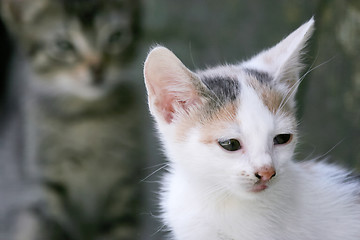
[1,0,140,99]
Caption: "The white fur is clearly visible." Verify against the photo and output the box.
[144,18,360,240]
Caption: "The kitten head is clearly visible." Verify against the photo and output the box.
[1,0,140,99]
[144,19,314,198]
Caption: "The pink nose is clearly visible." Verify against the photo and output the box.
[255,166,276,181]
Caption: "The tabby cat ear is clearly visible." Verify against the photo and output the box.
[243,18,314,91]
[1,0,47,34]
[144,46,203,124]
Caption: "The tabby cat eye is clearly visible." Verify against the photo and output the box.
[47,38,77,63]
[108,30,124,44]
[273,134,292,145]
[55,39,75,52]
[218,139,241,151]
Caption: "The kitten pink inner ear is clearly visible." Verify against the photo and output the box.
[144,46,201,124]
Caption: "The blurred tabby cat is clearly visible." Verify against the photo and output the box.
[1,0,142,239]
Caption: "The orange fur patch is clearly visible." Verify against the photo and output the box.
[198,102,238,145]
[174,102,238,143]
[173,110,200,142]
[247,76,289,114]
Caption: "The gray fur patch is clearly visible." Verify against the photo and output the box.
[201,76,241,103]
[245,68,272,83]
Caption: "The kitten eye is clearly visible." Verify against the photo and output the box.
[218,139,241,151]
[108,30,124,44]
[47,39,77,63]
[106,29,131,55]
[55,39,75,52]
[273,134,292,145]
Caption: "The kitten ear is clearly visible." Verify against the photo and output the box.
[243,18,314,90]
[144,46,203,124]
[1,0,47,35]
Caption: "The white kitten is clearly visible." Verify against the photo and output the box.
[144,18,360,240]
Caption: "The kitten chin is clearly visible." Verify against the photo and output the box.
[30,66,130,101]
[34,79,111,100]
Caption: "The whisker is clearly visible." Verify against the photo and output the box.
[316,138,345,160]
[151,223,167,237]
[141,163,169,182]
[278,54,321,111]
[143,163,168,170]
[189,42,198,70]
[279,56,335,112]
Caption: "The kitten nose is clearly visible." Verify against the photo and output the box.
[90,65,104,85]
[255,166,276,181]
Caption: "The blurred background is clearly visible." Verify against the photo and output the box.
[0,0,359,239]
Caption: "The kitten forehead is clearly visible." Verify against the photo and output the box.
[195,65,290,119]
[245,73,286,114]
[244,68,273,84]
[197,64,242,101]
[201,75,240,102]
[198,65,289,114]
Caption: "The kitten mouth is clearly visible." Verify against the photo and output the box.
[251,182,268,193]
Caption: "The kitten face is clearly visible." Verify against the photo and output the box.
[161,68,297,198]
[144,19,314,198]
[2,0,140,99]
